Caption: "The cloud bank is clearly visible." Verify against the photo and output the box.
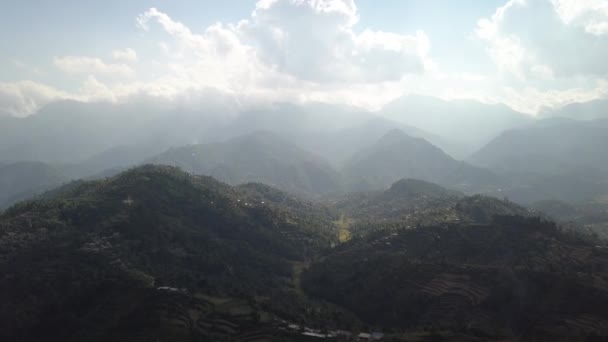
[2,0,608,117]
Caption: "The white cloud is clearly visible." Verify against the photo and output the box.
[552,0,608,35]
[465,0,608,113]
[54,56,135,78]
[112,48,138,62]
[0,81,73,117]
[4,0,608,118]
[476,0,608,79]
[236,0,431,82]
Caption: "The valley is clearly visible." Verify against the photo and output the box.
[2,85,608,342]
[2,163,608,341]
[4,1,608,340]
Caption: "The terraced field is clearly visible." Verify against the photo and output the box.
[302,216,608,340]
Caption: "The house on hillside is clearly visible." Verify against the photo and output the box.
[302,331,327,338]
[358,332,384,340]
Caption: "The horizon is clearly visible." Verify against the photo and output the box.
[3,2,608,340]
[2,0,608,117]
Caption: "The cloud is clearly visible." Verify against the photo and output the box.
[553,0,608,36]
[236,0,431,82]
[54,56,135,77]
[136,7,275,90]
[476,0,608,79]
[0,81,72,117]
[3,0,608,118]
[464,0,608,113]
[112,48,138,62]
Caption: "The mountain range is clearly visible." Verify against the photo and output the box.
[380,95,532,156]
[2,166,608,340]
[0,165,342,341]
[342,129,500,192]
[146,131,345,197]
[470,118,608,203]
[542,98,608,121]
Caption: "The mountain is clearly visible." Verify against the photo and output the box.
[334,178,530,236]
[60,144,163,180]
[0,161,67,209]
[380,95,532,155]
[0,100,227,164]
[471,118,608,174]
[335,179,463,222]
[226,102,374,137]
[294,117,453,166]
[3,164,608,340]
[0,165,342,341]
[146,131,344,196]
[0,145,163,210]
[470,118,608,203]
[532,199,608,240]
[2,100,439,172]
[543,98,608,120]
[302,215,608,340]
[342,129,500,192]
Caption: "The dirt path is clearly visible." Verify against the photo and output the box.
[291,261,310,296]
[335,214,352,243]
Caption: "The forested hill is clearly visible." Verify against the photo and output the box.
[335,178,532,236]
[342,129,500,192]
[303,216,608,340]
[0,165,340,341]
[146,131,344,196]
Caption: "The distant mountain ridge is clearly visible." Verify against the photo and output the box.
[471,118,608,173]
[146,131,344,196]
[0,161,67,209]
[380,95,532,155]
[469,118,608,203]
[335,177,530,236]
[542,98,608,120]
[342,129,500,192]
[295,117,450,166]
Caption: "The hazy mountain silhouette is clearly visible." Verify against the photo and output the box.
[294,117,451,166]
[542,98,608,120]
[471,118,608,174]
[0,161,67,208]
[342,129,500,192]
[147,131,343,196]
[381,95,531,156]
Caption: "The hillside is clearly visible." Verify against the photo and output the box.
[543,98,608,120]
[303,216,608,340]
[342,129,500,192]
[0,165,342,341]
[294,117,453,166]
[380,95,531,155]
[0,161,67,209]
[532,199,608,240]
[0,101,227,165]
[147,131,344,196]
[471,118,608,174]
[334,178,531,236]
[470,118,608,203]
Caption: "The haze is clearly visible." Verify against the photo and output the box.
[2,1,608,341]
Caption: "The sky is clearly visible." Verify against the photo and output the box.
[1,0,607,117]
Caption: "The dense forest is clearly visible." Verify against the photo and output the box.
[0,163,607,341]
